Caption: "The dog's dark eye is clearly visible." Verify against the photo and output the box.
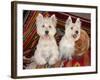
[49,26,51,28]
[71,27,73,30]
[42,25,45,28]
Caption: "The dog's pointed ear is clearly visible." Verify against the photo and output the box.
[75,18,81,27]
[50,14,57,27]
[36,13,43,25]
[66,16,72,26]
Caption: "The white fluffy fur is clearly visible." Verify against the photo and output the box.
[59,16,81,60]
[31,13,59,65]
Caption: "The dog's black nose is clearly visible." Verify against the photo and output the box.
[45,31,49,35]
[75,30,78,34]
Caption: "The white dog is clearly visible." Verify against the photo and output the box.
[59,16,81,60]
[31,13,59,66]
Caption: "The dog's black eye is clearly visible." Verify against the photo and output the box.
[49,26,51,28]
[42,25,45,28]
[71,27,73,30]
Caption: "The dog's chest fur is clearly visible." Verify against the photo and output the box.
[37,37,57,58]
[60,36,75,57]
[38,37,56,48]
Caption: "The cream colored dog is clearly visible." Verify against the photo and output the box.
[59,16,81,60]
[31,13,59,66]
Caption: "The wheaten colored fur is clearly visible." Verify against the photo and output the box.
[59,16,81,60]
[31,13,59,66]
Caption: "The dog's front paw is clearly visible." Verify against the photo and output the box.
[34,57,46,65]
[49,57,58,65]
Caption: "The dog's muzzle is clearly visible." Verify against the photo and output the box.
[73,34,77,39]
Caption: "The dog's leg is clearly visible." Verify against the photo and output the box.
[49,57,57,65]
[34,53,47,69]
